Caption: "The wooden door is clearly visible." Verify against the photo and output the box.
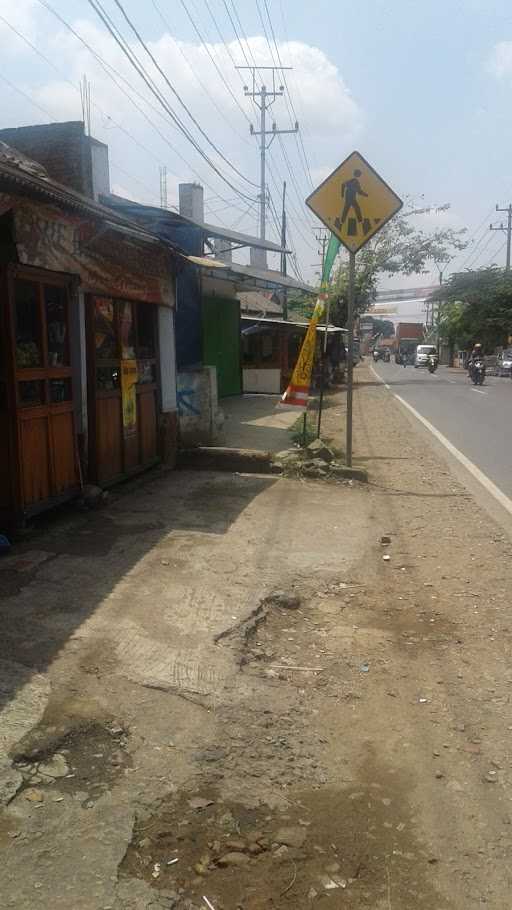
[10,271,79,514]
[88,297,159,485]
[0,273,14,525]
[87,296,123,484]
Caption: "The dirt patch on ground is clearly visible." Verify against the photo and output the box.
[12,719,131,805]
[122,760,447,909]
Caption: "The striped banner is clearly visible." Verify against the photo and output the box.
[278,234,341,413]
[278,296,326,411]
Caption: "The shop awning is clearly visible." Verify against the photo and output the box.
[185,255,315,295]
[241,316,346,335]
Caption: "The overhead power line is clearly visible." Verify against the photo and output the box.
[177,0,253,127]
[221,0,254,72]
[261,0,314,190]
[490,203,512,271]
[465,231,496,270]
[483,238,506,268]
[0,11,171,176]
[151,0,252,148]
[452,207,494,271]
[238,64,298,261]
[86,0,257,202]
[36,0,255,210]
[110,0,257,188]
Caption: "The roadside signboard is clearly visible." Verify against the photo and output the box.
[306,151,402,465]
[306,151,402,254]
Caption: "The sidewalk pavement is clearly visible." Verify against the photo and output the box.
[0,464,370,909]
[220,394,299,452]
[2,365,512,908]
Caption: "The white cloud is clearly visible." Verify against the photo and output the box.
[487,41,512,79]
[0,0,38,43]
[0,9,364,280]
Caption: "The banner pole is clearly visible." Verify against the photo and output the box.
[346,251,356,467]
[316,296,330,439]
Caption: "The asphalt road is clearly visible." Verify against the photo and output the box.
[371,358,512,501]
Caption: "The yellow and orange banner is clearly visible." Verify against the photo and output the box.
[121,359,138,435]
[279,295,326,411]
[279,233,341,412]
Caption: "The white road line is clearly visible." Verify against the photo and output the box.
[471,388,486,395]
[370,365,512,518]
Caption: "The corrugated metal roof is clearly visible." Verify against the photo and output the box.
[238,291,283,317]
[186,255,314,294]
[241,315,345,333]
[104,193,288,254]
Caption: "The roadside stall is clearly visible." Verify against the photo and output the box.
[0,146,177,527]
[241,316,346,393]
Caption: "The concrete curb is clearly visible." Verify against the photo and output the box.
[178,446,280,475]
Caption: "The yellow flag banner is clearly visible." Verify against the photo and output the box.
[279,297,326,411]
[121,359,138,435]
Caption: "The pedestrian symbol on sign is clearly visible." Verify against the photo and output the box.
[306,150,402,254]
[339,169,368,235]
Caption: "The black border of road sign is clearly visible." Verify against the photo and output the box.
[305,150,403,254]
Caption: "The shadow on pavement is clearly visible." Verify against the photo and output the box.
[0,468,276,715]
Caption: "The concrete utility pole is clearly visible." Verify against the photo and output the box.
[490,204,512,271]
[315,228,329,276]
[280,180,288,320]
[237,66,298,263]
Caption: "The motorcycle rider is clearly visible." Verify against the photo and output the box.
[467,343,483,379]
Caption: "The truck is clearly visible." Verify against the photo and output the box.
[394,322,424,364]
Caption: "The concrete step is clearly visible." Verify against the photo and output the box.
[178,446,280,475]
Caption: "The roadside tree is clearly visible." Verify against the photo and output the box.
[327,212,467,326]
[434,268,512,351]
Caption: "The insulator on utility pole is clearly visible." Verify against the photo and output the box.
[236,64,299,269]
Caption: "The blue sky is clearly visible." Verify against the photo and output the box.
[1,0,512,285]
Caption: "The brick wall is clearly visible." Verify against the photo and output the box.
[0,122,94,197]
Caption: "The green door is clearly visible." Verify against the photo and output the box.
[202,296,241,398]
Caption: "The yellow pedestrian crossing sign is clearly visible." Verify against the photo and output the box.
[306,151,403,253]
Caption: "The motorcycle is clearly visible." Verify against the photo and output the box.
[373,349,382,362]
[470,359,486,385]
[427,353,438,374]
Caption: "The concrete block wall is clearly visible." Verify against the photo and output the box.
[177,366,224,446]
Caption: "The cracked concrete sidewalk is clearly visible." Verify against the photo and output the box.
[0,467,369,909]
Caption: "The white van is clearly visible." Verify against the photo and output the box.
[414,344,437,368]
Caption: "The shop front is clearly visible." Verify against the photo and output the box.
[0,163,177,527]
[241,316,346,393]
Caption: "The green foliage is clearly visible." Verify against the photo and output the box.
[326,210,467,327]
[286,291,315,321]
[435,267,512,350]
[289,414,317,446]
[368,317,395,337]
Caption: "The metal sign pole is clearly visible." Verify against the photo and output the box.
[346,251,356,467]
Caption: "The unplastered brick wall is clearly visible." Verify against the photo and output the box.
[0,121,94,197]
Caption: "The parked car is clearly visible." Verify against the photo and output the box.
[496,349,512,376]
[414,344,438,368]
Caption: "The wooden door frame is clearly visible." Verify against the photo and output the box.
[7,264,79,516]
[86,294,162,485]
[0,267,19,522]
